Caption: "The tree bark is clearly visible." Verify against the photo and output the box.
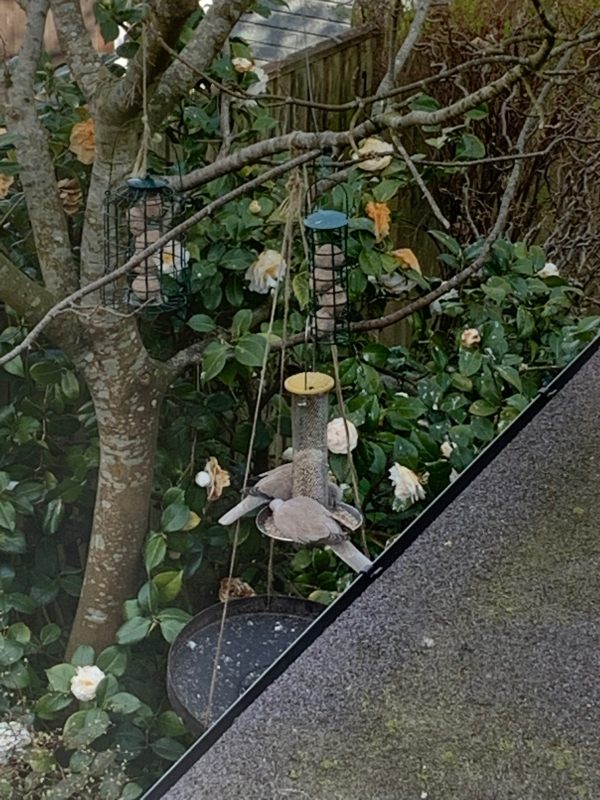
[66,318,169,656]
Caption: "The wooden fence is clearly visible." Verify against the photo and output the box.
[264,24,386,133]
[0,0,108,61]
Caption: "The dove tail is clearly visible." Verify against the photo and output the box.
[218,495,267,526]
[330,540,373,573]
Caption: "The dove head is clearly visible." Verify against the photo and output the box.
[269,498,285,511]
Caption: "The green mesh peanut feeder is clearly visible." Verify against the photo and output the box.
[103,176,190,316]
[304,210,350,344]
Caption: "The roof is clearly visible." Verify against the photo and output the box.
[234,0,354,64]
[155,340,600,799]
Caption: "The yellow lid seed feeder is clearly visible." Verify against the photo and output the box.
[255,371,372,573]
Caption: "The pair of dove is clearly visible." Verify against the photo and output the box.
[218,463,372,573]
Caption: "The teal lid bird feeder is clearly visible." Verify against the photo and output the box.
[103,176,190,316]
[304,209,350,344]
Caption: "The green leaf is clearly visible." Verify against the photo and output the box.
[7,622,30,644]
[3,355,24,377]
[96,646,128,677]
[152,570,183,603]
[157,710,186,738]
[234,334,266,367]
[71,644,95,667]
[372,179,402,202]
[202,341,230,381]
[161,503,190,533]
[144,533,167,572]
[429,229,462,257]
[495,365,522,392]
[150,737,187,762]
[388,395,427,421]
[455,133,486,160]
[516,306,535,338]
[105,692,141,715]
[46,663,76,693]
[157,608,191,643]
[29,360,62,385]
[469,399,498,417]
[292,271,310,309]
[120,784,143,800]
[63,709,111,749]
[0,499,16,531]
[60,371,79,401]
[0,636,24,666]
[116,617,152,646]
[187,314,215,333]
[35,691,74,719]
[43,498,64,535]
[458,349,482,377]
[231,309,253,339]
[40,623,62,646]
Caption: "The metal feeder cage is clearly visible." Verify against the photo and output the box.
[304,209,350,345]
[103,176,190,316]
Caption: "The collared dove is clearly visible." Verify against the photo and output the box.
[218,463,342,526]
[268,497,372,573]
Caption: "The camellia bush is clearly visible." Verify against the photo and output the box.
[1,0,599,796]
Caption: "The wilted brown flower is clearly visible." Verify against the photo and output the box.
[57,178,83,216]
[0,173,14,199]
[365,201,391,242]
[69,118,95,165]
[218,577,256,603]
[194,456,231,502]
[391,248,422,274]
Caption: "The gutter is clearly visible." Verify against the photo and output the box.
[143,333,600,799]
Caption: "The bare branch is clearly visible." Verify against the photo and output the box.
[49,0,108,100]
[391,133,450,229]
[108,0,197,117]
[5,0,78,298]
[375,0,433,111]
[0,151,320,371]
[148,0,251,126]
[0,251,56,327]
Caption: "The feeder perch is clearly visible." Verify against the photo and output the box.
[304,209,350,343]
[103,176,190,315]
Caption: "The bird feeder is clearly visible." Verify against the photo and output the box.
[304,209,350,343]
[103,176,190,315]
[285,372,334,505]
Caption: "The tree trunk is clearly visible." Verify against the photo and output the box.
[66,320,169,656]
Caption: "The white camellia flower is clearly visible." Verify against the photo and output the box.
[248,200,262,214]
[0,721,31,765]
[194,456,231,502]
[537,261,559,279]
[389,463,426,510]
[70,665,106,702]
[327,418,358,454]
[282,446,294,462]
[440,440,456,459]
[353,137,393,172]
[460,328,481,347]
[245,249,286,294]
[232,56,255,73]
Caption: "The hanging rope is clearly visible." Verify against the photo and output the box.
[131,15,152,178]
[204,170,304,725]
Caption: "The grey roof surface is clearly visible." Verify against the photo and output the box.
[235,0,353,64]
[165,348,600,800]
